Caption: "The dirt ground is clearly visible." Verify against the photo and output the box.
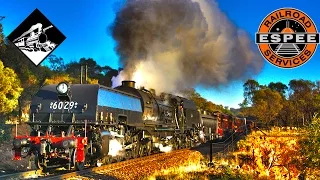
[0,123,33,176]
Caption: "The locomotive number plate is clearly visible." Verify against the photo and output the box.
[49,101,78,110]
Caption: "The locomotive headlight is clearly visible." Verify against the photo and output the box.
[13,138,30,149]
[56,82,72,101]
[56,82,69,95]
[20,138,29,146]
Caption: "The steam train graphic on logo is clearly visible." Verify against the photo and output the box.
[13,23,56,52]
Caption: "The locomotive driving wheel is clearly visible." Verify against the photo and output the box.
[190,138,195,148]
[132,144,139,158]
[87,143,102,166]
[138,144,144,157]
[146,141,152,156]
[185,137,190,148]
[176,137,182,149]
[171,138,178,150]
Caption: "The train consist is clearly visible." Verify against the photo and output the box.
[201,111,254,142]
[12,81,253,171]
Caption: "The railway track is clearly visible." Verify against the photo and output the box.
[0,149,190,180]
[0,133,241,180]
[42,149,190,180]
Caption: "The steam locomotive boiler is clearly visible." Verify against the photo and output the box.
[12,81,204,171]
[115,81,203,148]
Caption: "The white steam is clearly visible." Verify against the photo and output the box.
[110,0,263,93]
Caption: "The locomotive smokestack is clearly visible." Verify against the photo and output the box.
[122,81,136,88]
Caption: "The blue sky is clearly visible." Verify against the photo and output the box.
[0,0,319,109]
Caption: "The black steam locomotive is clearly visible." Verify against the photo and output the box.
[12,80,252,171]
[12,81,207,170]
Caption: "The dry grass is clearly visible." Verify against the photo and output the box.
[90,150,203,180]
[145,128,319,180]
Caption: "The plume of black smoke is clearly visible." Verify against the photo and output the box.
[110,0,263,93]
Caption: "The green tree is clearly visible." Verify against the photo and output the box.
[1,41,52,121]
[289,79,315,94]
[289,79,317,125]
[0,60,23,142]
[65,58,119,87]
[239,79,260,118]
[43,74,77,85]
[250,88,283,125]
[0,60,23,114]
[276,99,296,126]
[206,101,219,113]
[0,22,5,54]
[43,73,98,85]
[46,54,65,72]
[268,82,288,97]
[182,89,208,111]
[182,89,233,115]
[241,79,260,107]
[101,66,119,87]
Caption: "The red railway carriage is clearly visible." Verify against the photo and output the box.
[201,109,256,142]
[220,114,233,136]
[206,112,234,139]
[234,117,245,133]
[221,114,230,129]
[214,113,254,141]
